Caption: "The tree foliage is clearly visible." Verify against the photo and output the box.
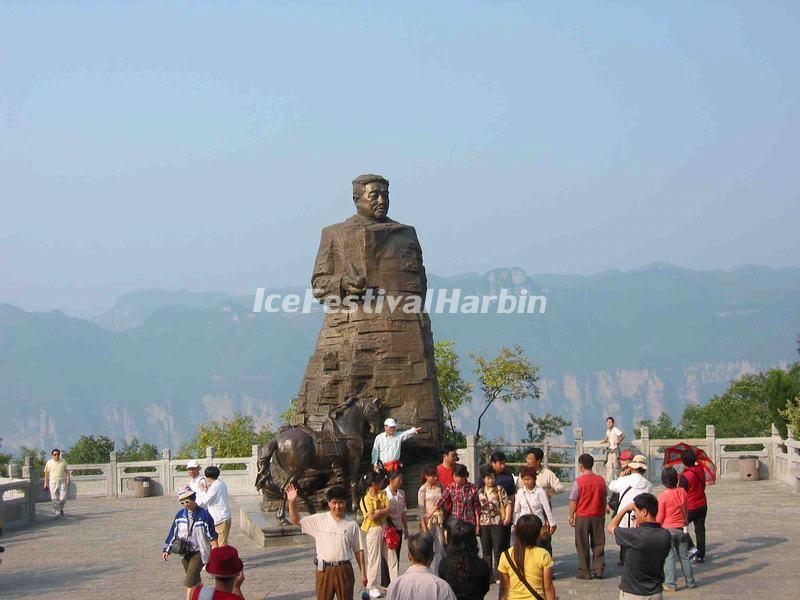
[280,397,299,425]
[470,345,541,442]
[0,438,12,468]
[65,435,116,464]
[434,340,473,443]
[635,412,681,439]
[117,438,159,462]
[524,414,571,444]
[180,413,274,459]
[780,396,800,437]
[17,446,46,470]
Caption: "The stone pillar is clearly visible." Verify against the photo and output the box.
[464,435,478,483]
[206,446,215,467]
[108,450,118,497]
[769,423,783,479]
[7,462,19,478]
[706,424,717,474]
[161,449,172,496]
[640,426,651,482]
[574,427,584,480]
[543,440,550,470]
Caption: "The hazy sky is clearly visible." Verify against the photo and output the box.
[2,1,799,316]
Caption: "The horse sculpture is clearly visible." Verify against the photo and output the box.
[255,396,382,524]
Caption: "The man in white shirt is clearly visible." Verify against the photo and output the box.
[196,466,232,546]
[371,418,422,473]
[607,454,653,566]
[386,532,457,600]
[43,448,70,517]
[186,459,208,494]
[287,483,367,600]
[600,417,626,481]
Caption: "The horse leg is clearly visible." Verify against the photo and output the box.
[297,485,316,515]
[277,471,302,525]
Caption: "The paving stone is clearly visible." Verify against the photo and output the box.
[0,479,797,599]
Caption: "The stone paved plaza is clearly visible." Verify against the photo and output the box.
[1,479,798,599]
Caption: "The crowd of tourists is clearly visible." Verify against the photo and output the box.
[155,416,710,600]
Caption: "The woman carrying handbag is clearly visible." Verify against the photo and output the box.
[498,514,556,600]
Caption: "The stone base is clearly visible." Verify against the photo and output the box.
[238,499,314,548]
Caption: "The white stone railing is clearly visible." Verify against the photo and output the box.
[464,423,800,490]
[62,445,262,499]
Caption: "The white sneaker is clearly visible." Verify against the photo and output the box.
[688,548,698,559]
[368,589,383,599]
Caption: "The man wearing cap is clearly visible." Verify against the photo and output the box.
[187,460,209,494]
[163,486,219,600]
[607,454,653,566]
[190,545,246,599]
[286,482,367,600]
[371,418,422,474]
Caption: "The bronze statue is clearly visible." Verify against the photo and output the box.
[256,396,382,524]
[256,174,443,517]
[296,174,443,452]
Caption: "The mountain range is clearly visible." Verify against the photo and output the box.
[1,263,798,452]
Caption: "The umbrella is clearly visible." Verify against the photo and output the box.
[663,442,717,485]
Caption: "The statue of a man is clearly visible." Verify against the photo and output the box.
[296,174,442,453]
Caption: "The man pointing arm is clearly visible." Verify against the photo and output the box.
[372,418,422,473]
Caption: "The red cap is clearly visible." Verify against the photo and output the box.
[205,546,244,577]
[619,449,635,461]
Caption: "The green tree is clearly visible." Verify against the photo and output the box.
[280,397,299,425]
[434,340,473,443]
[679,373,771,438]
[635,412,681,439]
[180,413,274,459]
[118,438,159,462]
[471,345,541,442]
[780,396,800,437]
[763,365,800,437]
[0,438,12,469]
[65,435,115,464]
[17,446,46,471]
[524,414,571,443]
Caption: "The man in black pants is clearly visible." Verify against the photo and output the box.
[679,449,708,563]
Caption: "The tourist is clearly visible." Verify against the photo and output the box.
[600,417,626,481]
[187,459,209,494]
[477,464,511,581]
[197,466,232,546]
[286,483,367,600]
[427,464,480,535]
[371,418,422,474]
[608,454,653,566]
[418,464,446,572]
[43,448,70,518]
[381,470,408,586]
[498,514,556,600]
[657,467,696,592]
[163,486,219,600]
[519,447,565,497]
[189,545,246,599]
[679,448,708,563]
[608,494,672,600]
[438,520,491,600]
[437,445,459,487]
[513,466,556,557]
[386,532,457,600]
[489,451,516,552]
[361,471,395,598]
[568,453,606,580]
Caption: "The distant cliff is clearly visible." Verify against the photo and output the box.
[1,264,798,450]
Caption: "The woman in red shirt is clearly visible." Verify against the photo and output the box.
[657,468,696,591]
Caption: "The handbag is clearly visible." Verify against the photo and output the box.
[608,485,632,514]
[502,549,546,600]
[384,520,400,550]
[522,492,550,541]
[169,511,195,555]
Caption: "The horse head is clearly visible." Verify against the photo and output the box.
[359,397,383,434]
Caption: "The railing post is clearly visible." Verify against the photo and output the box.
[574,427,584,480]
[162,449,172,496]
[108,451,118,497]
[769,423,782,479]
[206,446,215,467]
[640,426,651,480]
[464,435,478,483]
[7,462,19,478]
[543,440,550,470]
[705,425,717,472]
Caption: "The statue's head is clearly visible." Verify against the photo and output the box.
[352,174,389,221]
